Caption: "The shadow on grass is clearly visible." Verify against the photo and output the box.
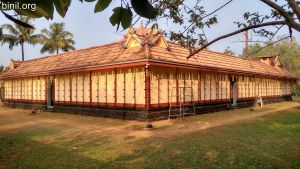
[0,134,104,169]
[1,103,300,169]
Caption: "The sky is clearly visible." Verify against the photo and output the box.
[0,0,299,66]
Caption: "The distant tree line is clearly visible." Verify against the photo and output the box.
[245,37,300,95]
[0,16,75,61]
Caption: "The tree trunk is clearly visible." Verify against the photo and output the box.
[56,48,59,54]
[21,43,24,61]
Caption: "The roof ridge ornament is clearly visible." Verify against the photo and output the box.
[122,24,170,50]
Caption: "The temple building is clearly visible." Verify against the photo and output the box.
[0,25,297,120]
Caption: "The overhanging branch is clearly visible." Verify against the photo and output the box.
[260,0,300,31]
[187,20,286,59]
[287,0,300,22]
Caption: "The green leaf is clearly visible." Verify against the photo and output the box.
[109,7,122,27]
[1,11,34,28]
[14,1,54,19]
[131,0,158,19]
[109,7,133,30]
[53,0,72,17]
[94,0,112,13]
[121,7,133,29]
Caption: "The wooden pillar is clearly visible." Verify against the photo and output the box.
[220,74,223,101]
[11,79,14,101]
[45,77,48,103]
[114,68,117,107]
[167,73,170,104]
[63,76,66,103]
[134,68,137,108]
[183,72,186,103]
[198,71,201,103]
[123,70,126,107]
[145,64,151,109]
[210,74,212,102]
[20,79,22,101]
[216,74,219,100]
[31,77,34,101]
[204,73,206,101]
[176,68,179,105]
[105,71,108,106]
[157,73,160,106]
[236,76,239,100]
[70,73,72,103]
[90,70,92,106]
[52,75,55,104]
[229,75,232,99]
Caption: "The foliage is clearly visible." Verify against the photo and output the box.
[1,103,300,168]
[0,65,8,72]
[0,16,43,61]
[0,0,158,30]
[246,37,300,95]
[40,22,75,54]
[2,1,300,58]
[223,46,235,56]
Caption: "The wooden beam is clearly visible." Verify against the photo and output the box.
[114,68,117,107]
[145,64,151,109]
[90,70,92,106]
[70,73,72,102]
[176,68,179,105]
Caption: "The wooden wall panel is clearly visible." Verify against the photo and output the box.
[116,69,125,105]
[83,73,90,102]
[4,80,12,99]
[77,73,84,102]
[98,70,107,103]
[125,68,135,104]
[210,74,216,100]
[168,69,177,103]
[2,66,294,107]
[71,74,78,103]
[107,69,115,103]
[192,72,199,102]
[204,73,211,100]
[150,68,158,104]
[65,75,70,102]
[91,72,98,103]
[135,67,145,105]
[200,72,205,101]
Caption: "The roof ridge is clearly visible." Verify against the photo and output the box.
[20,41,122,64]
[167,40,245,60]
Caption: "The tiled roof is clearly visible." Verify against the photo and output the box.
[0,40,295,79]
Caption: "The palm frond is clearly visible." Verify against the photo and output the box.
[1,24,19,36]
[40,22,75,54]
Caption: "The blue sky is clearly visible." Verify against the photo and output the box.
[0,0,299,66]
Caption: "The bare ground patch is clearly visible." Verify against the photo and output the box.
[0,101,299,141]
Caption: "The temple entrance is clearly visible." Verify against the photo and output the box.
[231,77,237,106]
[47,80,54,108]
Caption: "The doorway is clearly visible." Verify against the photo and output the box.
[231,77,237,106]
[47,80,54,108]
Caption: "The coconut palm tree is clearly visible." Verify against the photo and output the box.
[0,16,42,61]
[40,22,75,54]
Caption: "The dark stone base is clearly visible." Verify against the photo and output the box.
[52,105,148,120]
[147,96,293,120]
[3,102,46,110]
[2,96,293,121]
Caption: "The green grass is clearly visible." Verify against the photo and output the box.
[1,104,300,169]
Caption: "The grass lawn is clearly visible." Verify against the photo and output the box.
[0,101,300,169]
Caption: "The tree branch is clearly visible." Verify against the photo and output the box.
[260,0,300,31]
[286,0,300,22]
[187,20,286,59]
[249,36,289,56]
[182,0,233,34]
